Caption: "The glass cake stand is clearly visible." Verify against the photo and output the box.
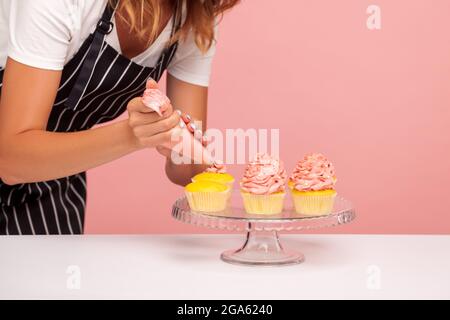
[172,191,355,266]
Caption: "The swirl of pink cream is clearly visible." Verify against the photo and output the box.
[205,161,227,174]
[290,153,336,191]
[142,88,170,116]
[240,154,287,195]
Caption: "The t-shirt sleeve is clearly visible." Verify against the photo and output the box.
[167,25,218,87]
[7,0,74,70]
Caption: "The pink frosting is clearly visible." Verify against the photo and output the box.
[142,88,170,116]
[290,153,336,191]
[240,154,287,195]
[205,161,227,174]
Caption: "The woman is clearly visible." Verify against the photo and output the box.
[0,0,238,235]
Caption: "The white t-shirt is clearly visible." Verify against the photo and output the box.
[0,0,216,86]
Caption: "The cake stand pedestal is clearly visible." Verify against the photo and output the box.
[172,191,355,266]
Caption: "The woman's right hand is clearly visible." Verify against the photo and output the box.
[126,82,180,149]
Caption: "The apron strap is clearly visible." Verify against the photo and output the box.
[159,0,182,62]
[65,3,116,110]
[66,0,182,110]
[171,0,182,37]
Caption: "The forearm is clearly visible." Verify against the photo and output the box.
[0,120,139,184]
[165,158,208,186]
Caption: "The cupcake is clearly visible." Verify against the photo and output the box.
[185,180,230,212]
[192,161,235,189]
[240,154,287,215]
[289,153,337,216]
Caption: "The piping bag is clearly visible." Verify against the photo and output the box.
[142,80,213,165]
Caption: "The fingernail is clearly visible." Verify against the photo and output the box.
[194,129,203,139]
[175,109,182,116]
[181,114,191,124]
[188,123,196,133]
[181,114,189,124]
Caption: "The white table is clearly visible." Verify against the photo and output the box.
[0,235,449,300]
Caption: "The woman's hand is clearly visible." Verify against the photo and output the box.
[0,58,166,184]
[157,74,211,186]
[126,80,180,149]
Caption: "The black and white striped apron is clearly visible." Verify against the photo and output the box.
[0,2,181,235]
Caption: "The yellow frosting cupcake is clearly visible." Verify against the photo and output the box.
[185,181,230,212]
[192,162,235,191]
[192,172,235,187]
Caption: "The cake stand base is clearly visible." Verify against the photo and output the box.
[220,228,305,266]
[172,194,355,266]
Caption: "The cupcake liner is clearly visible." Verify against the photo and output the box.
[291,191,336,216]
[185,190,229,213]
[219,182,235,199]
[240,191,285,215]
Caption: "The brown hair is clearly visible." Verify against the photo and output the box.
[110,0,240,53]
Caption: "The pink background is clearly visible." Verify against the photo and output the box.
[85,0,450,234]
